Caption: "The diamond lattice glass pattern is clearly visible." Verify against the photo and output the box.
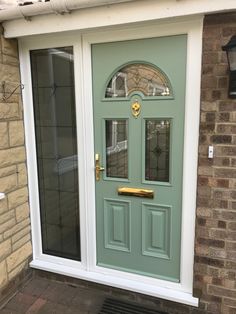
[105,120,128,179]
[145,119,170,182]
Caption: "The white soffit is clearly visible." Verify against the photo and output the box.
[3,0,236,38]
[0,0,136,21]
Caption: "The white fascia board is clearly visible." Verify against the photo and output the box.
[3,0,236,38]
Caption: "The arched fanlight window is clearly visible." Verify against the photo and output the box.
[105,63,172,98]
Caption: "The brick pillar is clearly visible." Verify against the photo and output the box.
[0,26,32,305]
[194,12,236,314]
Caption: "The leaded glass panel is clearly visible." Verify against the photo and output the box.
[145,119,170,182]
[105,120,128,179]
[105,63,171,98]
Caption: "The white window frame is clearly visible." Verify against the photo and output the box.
[19,17,203,307]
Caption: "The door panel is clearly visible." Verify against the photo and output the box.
[142,203,171,259]
[92,35,187,282]
[104,198,131,252]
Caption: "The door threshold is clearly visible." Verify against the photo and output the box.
[30,259,198,307]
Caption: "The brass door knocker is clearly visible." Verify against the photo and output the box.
[131,100,141,118]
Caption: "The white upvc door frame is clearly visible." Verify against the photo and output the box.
[19,16,203,307]
[19,34,88,271]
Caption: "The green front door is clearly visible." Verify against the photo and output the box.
[92,35,187,282]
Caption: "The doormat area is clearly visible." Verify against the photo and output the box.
[99,298,167,314]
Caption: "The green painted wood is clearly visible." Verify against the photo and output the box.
[104,199,131,252]
[142,203,171,260]
[92,35,187,282]
[152,212,164,249]
[113,206,125,243]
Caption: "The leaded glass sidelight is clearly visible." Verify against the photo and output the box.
[105,63,171,98]
[105,120,128,179]
[145,119,170,182]
[30,47,81,261]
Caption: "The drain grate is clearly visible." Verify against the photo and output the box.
[99,298,167,314]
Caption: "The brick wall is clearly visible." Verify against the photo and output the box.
[194,12,236,314]
[0,26,32,304]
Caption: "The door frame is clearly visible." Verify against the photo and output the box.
[19,17,202,306]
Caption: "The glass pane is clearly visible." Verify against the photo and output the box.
[105,63,171,98]
[31,47,81,261]
[105,120,128,179]
[145,119,170,182]
[228,47,236,71]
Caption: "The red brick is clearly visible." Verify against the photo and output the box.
[224,298,236,307]
[199,123,215,133]
[197,186,211,198]
[218,220,226,229]
[217,77,228,89]
[213,157,230,167]
[219,102,236,111]
[213,64,228,76]
[198,177,208,186]
[226,242,236,251]
[202,64,214,74]
[208,285,236,298]
[218,112,230,122]
[221,211,236,220]
[216,179,229,188]
[207,300,221,313]
[198,237,225,248]
[225,260,236,269]
[228,222,236,230]
[195,226,210,238]
[202,52,219,65]
[209,228,227,239]
[212,89,222,100]
[215,168,236,178]
[222,26,236,37]
[205,112,216,122]
[211,135,232,144]
[227,231,236,241]
[216,124,236,134]
[232,202,236,210]
[212,199,228,209]
[195,256,224,268]
[231,191,236,199]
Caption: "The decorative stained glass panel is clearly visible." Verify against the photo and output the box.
[145,119,170,182]
[105,120,128,179]
[105,63,171,98]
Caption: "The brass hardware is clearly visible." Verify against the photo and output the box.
[118,187,154,198]
[95,154,105,181]
[131,100,141,118]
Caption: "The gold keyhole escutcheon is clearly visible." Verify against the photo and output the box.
[131,100,141,118]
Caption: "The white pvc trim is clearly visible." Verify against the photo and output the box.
[3,0,236,38]
[0,0,135,22]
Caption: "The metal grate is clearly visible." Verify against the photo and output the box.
[99,298,167,314]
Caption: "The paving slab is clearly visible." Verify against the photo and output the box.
[1,277,105,314]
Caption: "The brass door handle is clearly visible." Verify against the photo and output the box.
[95,153,105,181]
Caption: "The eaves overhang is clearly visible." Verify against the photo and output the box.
[1,0,236,38]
